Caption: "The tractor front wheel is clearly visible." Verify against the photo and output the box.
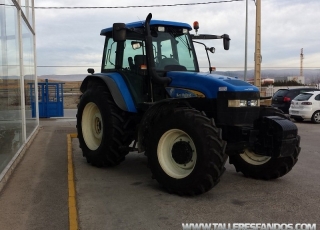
[229,143,300,180]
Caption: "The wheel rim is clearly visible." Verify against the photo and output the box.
[82,102,103,150]
[313,112,320,123]
[240,149,271,165]
[157,129,197,179]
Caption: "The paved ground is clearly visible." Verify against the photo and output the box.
[0,118,76,230]
[73,121,320,230]
[0,117,319,230]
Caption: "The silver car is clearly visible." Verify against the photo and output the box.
[289,91,320,123]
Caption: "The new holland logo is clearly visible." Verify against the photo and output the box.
[165,87,205,98]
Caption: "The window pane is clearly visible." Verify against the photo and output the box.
[0,2,23,174]
[103,38,117,70]
[22,20,37,137]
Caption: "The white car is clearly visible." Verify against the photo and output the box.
[289,91,320,123]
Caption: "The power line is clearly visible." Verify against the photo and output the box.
[36,66,320,69]
[37,66,100,67]
[32,0,245,9]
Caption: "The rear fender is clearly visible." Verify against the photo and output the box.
[80,73,137,112]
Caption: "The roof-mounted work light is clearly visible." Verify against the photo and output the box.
[193,21,199,35]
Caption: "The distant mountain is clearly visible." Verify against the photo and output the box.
[215,69,320,84]
[38,74,87,82]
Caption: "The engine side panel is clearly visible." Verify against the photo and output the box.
[166,71,259,99]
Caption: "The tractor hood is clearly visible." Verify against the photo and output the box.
[166,71,259,99]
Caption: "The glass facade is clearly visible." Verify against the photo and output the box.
[0,0,38,175]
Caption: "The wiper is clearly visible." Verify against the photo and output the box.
[185,37,192,57]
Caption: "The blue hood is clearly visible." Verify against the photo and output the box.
[166,71,259,98]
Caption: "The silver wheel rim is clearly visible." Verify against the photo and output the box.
[314,112,320,123]
[82,102,103,150]
[240,149,271,165]
[157,129,197,179]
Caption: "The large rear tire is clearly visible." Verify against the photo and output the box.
[77,84,132,166]
[145,107,227,196]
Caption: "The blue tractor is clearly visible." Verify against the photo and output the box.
[77,13,301,195]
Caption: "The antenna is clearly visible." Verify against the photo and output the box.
[300,48,304,77]
[137,16,143,25]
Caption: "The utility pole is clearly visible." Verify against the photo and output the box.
[254,0,261,91]
[244,0,248,81]
[300,48,304,77]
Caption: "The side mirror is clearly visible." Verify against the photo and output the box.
[208,47,215,53]
[222,34,230,50]
[131,41,142,50]
[113,23,126,42]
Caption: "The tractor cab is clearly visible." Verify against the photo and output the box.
[99,19,199,104]
[101,20,198,72]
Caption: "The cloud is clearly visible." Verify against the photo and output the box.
[35,0,320,75]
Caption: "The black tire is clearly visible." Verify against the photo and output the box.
[229,142,300,180]
[311,111,320,124]
[77,84,132,166]
[145,107,227,196]
[293,117,304,122]
[229,106,301,180]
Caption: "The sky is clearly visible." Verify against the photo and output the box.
[34,0,320,76]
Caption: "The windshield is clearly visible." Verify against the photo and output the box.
[102,27,198,72]
[152,29,197,71]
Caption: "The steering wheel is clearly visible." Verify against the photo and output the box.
[154,55,167,62]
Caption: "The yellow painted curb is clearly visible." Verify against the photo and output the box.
[67,133,79,230]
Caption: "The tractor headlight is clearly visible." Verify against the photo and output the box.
[239,100,247,107]
[248,99,260,107]
[228,99,260,107]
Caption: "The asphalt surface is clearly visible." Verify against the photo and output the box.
[0,117,319,230]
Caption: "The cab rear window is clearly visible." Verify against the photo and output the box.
[294,93,312,101]
[273,90,288,97]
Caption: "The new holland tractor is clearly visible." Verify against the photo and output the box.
[77,13,301,196]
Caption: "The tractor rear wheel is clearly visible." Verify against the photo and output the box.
[145,107,227,195]
[77,84,132,166]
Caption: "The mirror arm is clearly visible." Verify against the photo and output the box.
[193,40,212,73]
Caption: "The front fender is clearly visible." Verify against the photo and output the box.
[80,73,137,113]
[137,99,191,152]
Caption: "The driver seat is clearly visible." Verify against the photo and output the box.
[134,55,147,75]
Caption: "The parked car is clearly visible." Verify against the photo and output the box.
[289,91,320,123]
[271,88,320,113]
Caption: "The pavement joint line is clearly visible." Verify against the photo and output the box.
[67,133,79,230]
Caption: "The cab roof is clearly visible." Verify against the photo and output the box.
[100,20,192,35]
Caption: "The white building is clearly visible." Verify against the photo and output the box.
[287,76,305,84]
